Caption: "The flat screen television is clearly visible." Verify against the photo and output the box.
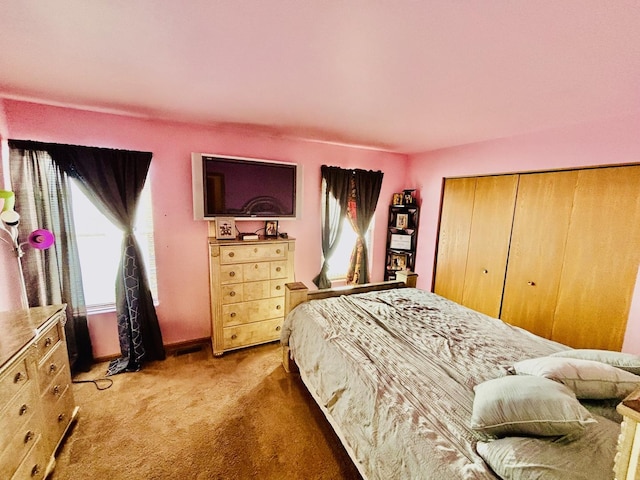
[192,153,302,220]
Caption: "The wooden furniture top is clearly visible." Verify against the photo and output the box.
[618,387,640,422]
[0,305,66,369]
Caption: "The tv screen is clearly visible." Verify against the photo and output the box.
[192,153,301,220]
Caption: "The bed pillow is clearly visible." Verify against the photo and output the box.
[550,349,640,375]
[513,356,640,399]
[471,375,595,438]
[476,414,619,480]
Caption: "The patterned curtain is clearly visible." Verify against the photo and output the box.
[49,144,165,375]
[345,169,384,285]
[312,166,351,289]
[8,142,94,372]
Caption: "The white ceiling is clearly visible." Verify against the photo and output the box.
[0,1,639,154]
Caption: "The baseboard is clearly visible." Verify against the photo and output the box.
[93,337,211,363]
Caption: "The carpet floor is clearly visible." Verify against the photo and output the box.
[51,343,362,480]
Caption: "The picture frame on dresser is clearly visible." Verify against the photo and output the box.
[264,220,278,238]
[215,217,236,240]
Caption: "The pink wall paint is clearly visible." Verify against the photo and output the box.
[0,99,407,359]
[407,113,640,354]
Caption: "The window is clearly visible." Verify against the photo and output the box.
[70,180,158,311]
[326,218,373,280]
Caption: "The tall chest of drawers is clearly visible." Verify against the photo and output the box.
[0,305,78,480]
[209,238,295,356]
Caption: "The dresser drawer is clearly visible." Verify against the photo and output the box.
[8,436,46,480]
[0,380,39,454]
[0,356,32,407]
[42,384,75,453]
[270,279,286,297]
[242,262,271,282]
[219,264,244,284]
[223,318,283,350]
[220,243,287,264]
[37,341,69,394]
[0,414,42,480]
[220,284,243,304]
[222,298,285,327]
[35,321,61,360]
[270,260,288,279]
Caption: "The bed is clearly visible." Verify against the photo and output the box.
[280,275,637,480]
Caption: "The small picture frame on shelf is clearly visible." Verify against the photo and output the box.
[390,253,407,271]
[396,213,409,229]
[403,189,416,206]
[392,193,404,206]
[390,233,412,250]
[215,217,236,240]
[264,220,278,238]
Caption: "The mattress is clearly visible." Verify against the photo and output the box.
[281,288,575,479]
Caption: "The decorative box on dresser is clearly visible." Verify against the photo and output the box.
[0,305,78,480]
[208,237,295,356]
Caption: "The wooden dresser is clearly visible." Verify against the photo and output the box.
[208,237,295,356]
[0,305,78,480]
[615,389,640,479]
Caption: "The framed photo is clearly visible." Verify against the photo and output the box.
[215,217,236,240]
[392,193,404,206]
[390,253,407,271]
[396,213,409,229]
[390,233,412,250]
[403,189,415,206]
[264,220,278,238]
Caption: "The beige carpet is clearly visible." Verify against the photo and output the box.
[52,343,362,480]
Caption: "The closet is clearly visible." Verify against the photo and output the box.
[433,165,640,351]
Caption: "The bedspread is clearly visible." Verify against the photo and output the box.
[281,288,569,480]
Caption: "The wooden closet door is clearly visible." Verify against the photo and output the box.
[552,166,640,350]
[500,171,578,338]
[433,177,476,303]
[461,175,519,318]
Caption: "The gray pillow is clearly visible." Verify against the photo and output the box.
[513,356,640,399]
[550,349,640,375]
[471,375,595,438]
[476,414,619,480]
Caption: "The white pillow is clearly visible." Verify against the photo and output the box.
[471,375,595,438]
[550,349,640,375]
[513,356,640,399]
[476,414,619,480]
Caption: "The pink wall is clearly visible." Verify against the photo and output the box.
[407,113,640,354]
[0,99,408,359]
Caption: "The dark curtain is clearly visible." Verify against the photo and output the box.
[312,166,351,289]
[8,143,94,372]
[346,169,384,284]
[48,144,165,375]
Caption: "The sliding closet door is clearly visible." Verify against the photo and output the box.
[433,177,476,303]
[461,175,519,318]
[552,165,640,350]
[500,171,578,338]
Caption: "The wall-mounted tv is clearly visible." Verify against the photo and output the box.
[192,153,302,220]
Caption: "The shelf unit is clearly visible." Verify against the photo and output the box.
[384,204,419,281]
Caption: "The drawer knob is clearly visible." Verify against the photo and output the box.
[58,413,66,423]
[276,249,281,254]
[254,264,259,269]
[231,334,238,340]
[31,464,40,477]
[229,271,235,277]
[230,312,236,318]
[276,285,281,290]
[482,269,488,274]
[19,404,28,416]
[527,281,536,286]
[24,430,34,443]
[14,371,24,383]
[229,252,234,257]
[276,325,281,332]
[49,363,57,373]
[44,337,53,347]
[230,291,236,297]
[276,267,282,272]
[53,384,61,395]
[276,305,281,310]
